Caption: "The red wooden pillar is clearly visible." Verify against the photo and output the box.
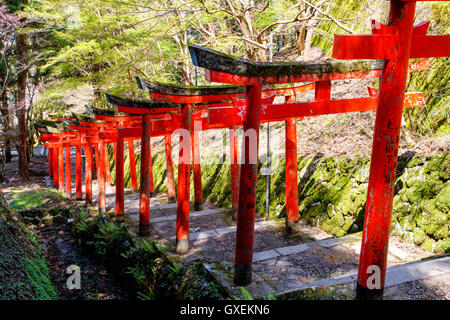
[234,83,262,286]
[105,143,111,185]
[98,139,106,213]
[53,145,59,187]
[85,142,93,203]
[285,96,299,234]
[176,103,192,254]
[112,142,117,168]
[115,138,124,218]
[94,143,100,179]
[229,127,239,220]
[139,114,152,236]
[48,147,53,176]
[128,141,138,191]
[149,144,155,197]
[75,144,82,200]
[58,144,64,191]
[315,80,331,100]
[356,2,416,300]
[65,146,71,195]
[165,134,176,203]
[192,124,203,210]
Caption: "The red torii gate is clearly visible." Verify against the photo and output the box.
[44,115,142,205]
[35,124,60,186]
[332,0,450,299]
[136,78,248,212]
[105,93,180,236]
[38,128,86,200]
[135,77,425,250]
[224,87,422,232]
[89,111,144,216]
[188,40,431,286]
[36,120,84,197]
[36,121,67,190]
[108,88,269,251]
[39,131,65,190]
[136,79,346,221]
[135,79,320,245]
[91,107,145,192]
[66,119,114,206]
[94,105,178,219]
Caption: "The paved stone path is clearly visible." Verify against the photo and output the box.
[46,146,450,299]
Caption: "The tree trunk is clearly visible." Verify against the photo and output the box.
[297,26,306,55]
[16,32,28,180]
[303,8,321,58]
[1,89,12,162]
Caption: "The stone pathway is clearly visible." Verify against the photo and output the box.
[45,146,450,299]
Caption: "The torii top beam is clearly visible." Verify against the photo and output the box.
[136,77,244,104]
[105,93,180,115]
[104,93,265,138]
[89,106,149,123]
[34,120,65,134]
[137,77,323,104]
[188,45,430,85]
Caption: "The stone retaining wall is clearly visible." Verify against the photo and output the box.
[108,147,449,254]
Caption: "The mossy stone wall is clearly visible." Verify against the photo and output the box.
[108,147,449,254]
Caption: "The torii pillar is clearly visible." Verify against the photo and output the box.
[284,95,299,234]
[165,134,176,203]
[64,142,72,195]
[139,114,152,236]
[229,127,239,221]
[48,146,54,177]
[57,141,64,191]
[176,103,192,253]
[116,137,125,218]
[75,142,83,200]
[85,137,94,203]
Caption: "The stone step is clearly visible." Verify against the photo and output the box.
[274,255,450,299]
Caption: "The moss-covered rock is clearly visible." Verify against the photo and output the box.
[413,228,426,245]
[113,144,448,254]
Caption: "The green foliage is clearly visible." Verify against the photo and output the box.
[239,287,254,300]
[71,209,133,264]
[71,211,227,300]
[0,194,58,300]
[88,221,132,259]
[4,0,28,12]
[311,0,373,54]
[22,257,58,300]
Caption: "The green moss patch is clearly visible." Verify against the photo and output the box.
[9,188,68,211]
[0,195,58,300]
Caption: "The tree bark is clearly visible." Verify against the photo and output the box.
[1,88,11,162]
[16,32,28,180]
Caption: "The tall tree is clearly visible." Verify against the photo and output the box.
[16,30,28,179]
